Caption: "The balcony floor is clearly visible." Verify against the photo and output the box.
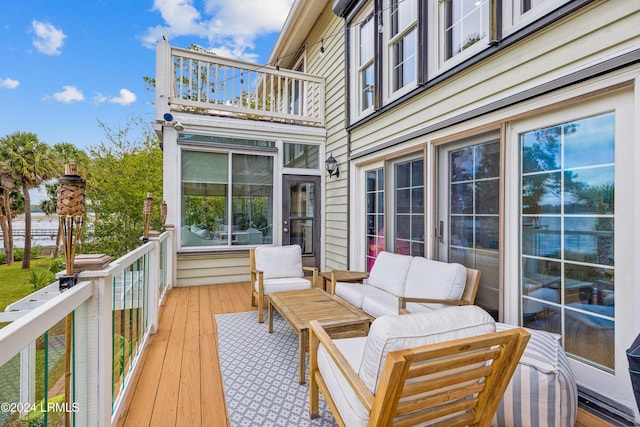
[116,282,614,427]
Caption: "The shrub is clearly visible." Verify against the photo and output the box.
[25,271,53,292]
[49,256,65,274]
[13,248,24,262]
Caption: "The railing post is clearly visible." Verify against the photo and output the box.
[155,38,172,123]
[167,227,176,291]
[19,343,35,417]
[147,238,160,334]
[74,274,113,426]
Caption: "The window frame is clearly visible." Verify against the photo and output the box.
[349,2,376,123]
[502,0,571,37]
[179,146,276,250]
[430,0,492,74]
[382,0,419,102]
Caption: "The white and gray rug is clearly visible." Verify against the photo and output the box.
[216,311,338,426]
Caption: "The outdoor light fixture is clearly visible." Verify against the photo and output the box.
[325,153,340,178]
[174,120,184,131]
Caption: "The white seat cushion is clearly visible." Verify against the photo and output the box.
[317,337,369,427]
[359,305,496,392]
[403,257,467,301]
[361,294,400,318]
[254,277,311,295]
[335,282,388,309]
[367,251,412,296]
[254,245,304,279]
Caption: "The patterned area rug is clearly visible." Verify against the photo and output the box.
[216,311,338,426]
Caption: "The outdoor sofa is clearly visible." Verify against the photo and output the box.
[326,251,577,426]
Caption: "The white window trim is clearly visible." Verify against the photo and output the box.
[428,0,491,77]
[382,0,418,103]
[503,0,571,37]
[349,3,375,123]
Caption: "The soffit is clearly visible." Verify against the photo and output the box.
[268,0,330,69]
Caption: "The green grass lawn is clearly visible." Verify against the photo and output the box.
[0,259,56,325]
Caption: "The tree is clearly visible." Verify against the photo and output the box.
[85,117,162,258]
[0,166,17,265]
[0,132,58,268]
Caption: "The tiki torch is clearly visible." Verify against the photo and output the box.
[160,200,168,232]
[56,163,85,427]
[142,192,154,243]
[57,163,86,291]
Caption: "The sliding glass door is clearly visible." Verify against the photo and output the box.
[438,133,501,319]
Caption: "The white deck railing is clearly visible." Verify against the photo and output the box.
[155,40,325,126]
[0,230,175,426]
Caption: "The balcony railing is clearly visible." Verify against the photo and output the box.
[155,40,325,126]
[0,230,175,426]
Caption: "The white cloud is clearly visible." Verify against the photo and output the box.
[51,85,84,103]
[32,20,67,56]
[141,0,294,61]
[109,89,137,106]
[93,93,108,104]
[0,77,20,89]
[93,89,137,106]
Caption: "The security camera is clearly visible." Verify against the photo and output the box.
[174,121,184,131]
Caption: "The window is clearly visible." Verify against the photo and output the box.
[520,112,615,370]
[442,0,490,61]
[181,150,273,248]
[385,0,418,99]
[503,0,570,34]
[349,3,375,122]
[365,168,384,271]
[283,143,320,169]
[394,158,424,256]
[359,14,375,112]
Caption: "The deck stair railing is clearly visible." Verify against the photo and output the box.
[0,230,174,427]
[156,39,325,127]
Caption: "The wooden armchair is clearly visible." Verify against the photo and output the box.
[309,306,530,426]
[249,245,318,323]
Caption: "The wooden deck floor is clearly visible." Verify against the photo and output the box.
[116,283,614,427]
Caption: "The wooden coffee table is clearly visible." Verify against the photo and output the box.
[268,288,372,384]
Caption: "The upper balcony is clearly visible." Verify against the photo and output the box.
[155,39,325,128]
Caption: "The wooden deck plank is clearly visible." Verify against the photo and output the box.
[199,285,214,337]
[149,287,189,426]
[117,282,614,427]
[177,287,202,426]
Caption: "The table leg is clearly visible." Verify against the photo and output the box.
[299,331,306,384]
[268,301,273,333]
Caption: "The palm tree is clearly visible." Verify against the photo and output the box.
[0,132,58,269]
[40,182,62,257]
[0,166,17,265]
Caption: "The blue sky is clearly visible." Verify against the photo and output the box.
[0,0,293,151]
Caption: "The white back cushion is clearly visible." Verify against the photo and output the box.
[358,305,496,392]
[254,245,304,279]
[368,251,413,296]
[404,257,467,300]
